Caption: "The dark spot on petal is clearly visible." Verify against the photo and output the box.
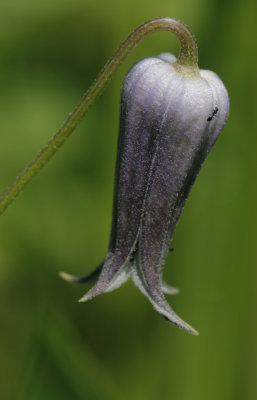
[207,106,219,121]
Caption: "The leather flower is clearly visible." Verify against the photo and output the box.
[61,51,229,335]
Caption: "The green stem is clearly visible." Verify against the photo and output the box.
[0,17,198,215]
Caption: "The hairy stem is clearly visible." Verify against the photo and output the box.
[0,17,198,215]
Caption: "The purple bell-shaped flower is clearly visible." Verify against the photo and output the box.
[60,19,229,335]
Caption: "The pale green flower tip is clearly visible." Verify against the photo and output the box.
[78,295,89,303]
[59,271,76,283]
[164,286,180,295]
[191,328,199,336]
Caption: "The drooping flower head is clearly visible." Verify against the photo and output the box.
[60,19,229,335]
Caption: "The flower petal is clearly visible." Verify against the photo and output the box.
[131,266,198,335]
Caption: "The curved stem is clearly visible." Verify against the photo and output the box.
[0,17,198,215]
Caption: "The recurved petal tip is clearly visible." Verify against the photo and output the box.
[59,271,78,283]
[78,284,102,303]
[160,304,199,335]
[132,270,198,335]
[162,281,180,295]
[78,295,90,303]
[164,314,199,336]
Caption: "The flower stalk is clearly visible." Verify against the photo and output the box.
[0,17,198,215]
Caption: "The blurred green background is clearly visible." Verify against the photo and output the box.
[0,0,256,399]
